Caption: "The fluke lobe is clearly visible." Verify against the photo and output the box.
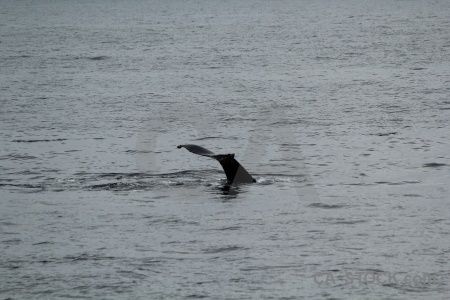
[177,144,256,184]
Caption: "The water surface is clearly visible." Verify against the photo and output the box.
[1,0,449,299]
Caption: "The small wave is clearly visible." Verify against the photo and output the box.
[7,54,32,59]
[0,183,45,192]
[145,217,199,226]
[12,138,67,143]
[32,241,54,246]
[194,136,222,141]
[90,170,218,179]
[64,253,117,262]
[125,149,153,154]
[186,294,209,299]
[2,238,22,244]
[368,132,398,136]
[202,246,248,254]
[212,226,242,231]
[88,182,133,190]
[308,203,347,209]
[403,194,422,197]
[334,220,367,225]
[85,56,109,61]
[0,154,38,161]
[93,172,148,179]
[67,55,109,61]
[374,181,421,185]
[423,163,447,168]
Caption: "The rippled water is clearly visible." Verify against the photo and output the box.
[1,0,450,299]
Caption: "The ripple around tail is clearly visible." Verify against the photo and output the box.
[0,170,218,193]
[1,169,301,194]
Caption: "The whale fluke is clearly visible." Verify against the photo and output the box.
[177,144,256,184]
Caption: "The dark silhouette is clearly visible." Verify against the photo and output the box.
[177,144,256,184]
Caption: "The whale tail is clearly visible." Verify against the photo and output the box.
[177,144,256,184]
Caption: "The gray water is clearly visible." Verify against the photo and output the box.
[1,0,450,299]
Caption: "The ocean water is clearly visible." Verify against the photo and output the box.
[1,0,450,299]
